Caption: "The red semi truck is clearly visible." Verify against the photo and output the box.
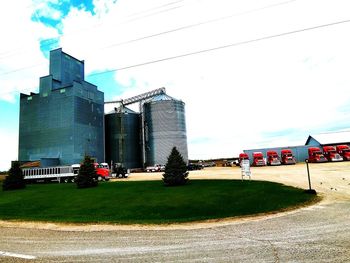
[94,163,111,181]
[308,147,327,163]
[322,146,343,162]
[266,150,281,166]
[336,145,350,161]
[252,152,266,166]
[238,153,249,166]
[280,149,296,165]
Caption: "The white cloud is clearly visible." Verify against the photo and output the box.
[0,130,18,171]
[0,0,59,102]
[33,1,63,21]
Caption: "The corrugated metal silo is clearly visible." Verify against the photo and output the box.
[143,94,188,166]
[105,107,141,169]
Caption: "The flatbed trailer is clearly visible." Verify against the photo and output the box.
[23,165,78,183]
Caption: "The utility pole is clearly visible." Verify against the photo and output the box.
[304,159,317,194]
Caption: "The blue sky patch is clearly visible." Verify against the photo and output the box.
[87,70,122,101]
[0,99,19,131]
[32,0,95,27]
[40,37,60,58]
[32,1,96,59]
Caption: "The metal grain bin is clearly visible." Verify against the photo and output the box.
[105,107,141,169]
[143,94,188,166]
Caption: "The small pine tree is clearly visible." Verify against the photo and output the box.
[163,147,189,186]
[76,155,98,188]
[2,161,26,191]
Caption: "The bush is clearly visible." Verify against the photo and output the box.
[2,161,26,191]
[163,147,189,186]
[76,155,98,188]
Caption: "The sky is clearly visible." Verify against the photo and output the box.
[1,0,350,170]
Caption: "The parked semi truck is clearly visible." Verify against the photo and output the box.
[308,147,327,163]
[94,163,111,181]
[336,145,350,161]
[238,153,249,166]
[280,149,296,165]
[266,150,281,166]
[252,152,266,166]
[322,146,343,162]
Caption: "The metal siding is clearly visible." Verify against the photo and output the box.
[49,49,84,88]
[144,100,188,166]
[19,89,74,164]
[49,49,61,82]
[306,137,321,146]
[105,112,141,169]
[18,78,104,165]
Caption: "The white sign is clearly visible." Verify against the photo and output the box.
[241,159,251,180]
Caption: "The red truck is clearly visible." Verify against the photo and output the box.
[308,147,327,163]
[322,146,343,162]
[280,149,296,165]
[266,150,281,166]
[94,163,111,181]
[336,145,350,161]
[252,152,266,166]
[238,153,249,166]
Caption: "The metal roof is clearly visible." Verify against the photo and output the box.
[106,106,137,115]
[306,130,350,145]
[148,93,178,102]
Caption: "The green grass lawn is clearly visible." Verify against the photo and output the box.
[0,180,318,224]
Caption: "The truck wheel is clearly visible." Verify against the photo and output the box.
[98,176,103,181]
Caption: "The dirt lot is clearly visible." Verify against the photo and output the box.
[122,161,350,202]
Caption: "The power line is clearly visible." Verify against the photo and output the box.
[1,17,349,80]
[0,0,297,73]
[121,0,183,19]
[0,0,295,63]
[26,0,297,57]
[1,18,350,97]
[102,0,297,50]
[1,63,45,76]
[0,1,185,60]
[89,18,350,74]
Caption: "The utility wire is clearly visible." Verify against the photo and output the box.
[0,0,297,73]
[0,0,294,61]
[1,17,349,79]
[2,17,350,79]
[0,1,184,60]
[102,0,296,50]
[1,18,350,97]
[0,0,297,68]
[90,18,350,75]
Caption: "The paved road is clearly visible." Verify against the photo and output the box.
[1,163,350,262]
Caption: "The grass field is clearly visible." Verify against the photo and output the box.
[0,180,317,224]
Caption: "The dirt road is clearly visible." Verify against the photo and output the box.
[1,162,349,262]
